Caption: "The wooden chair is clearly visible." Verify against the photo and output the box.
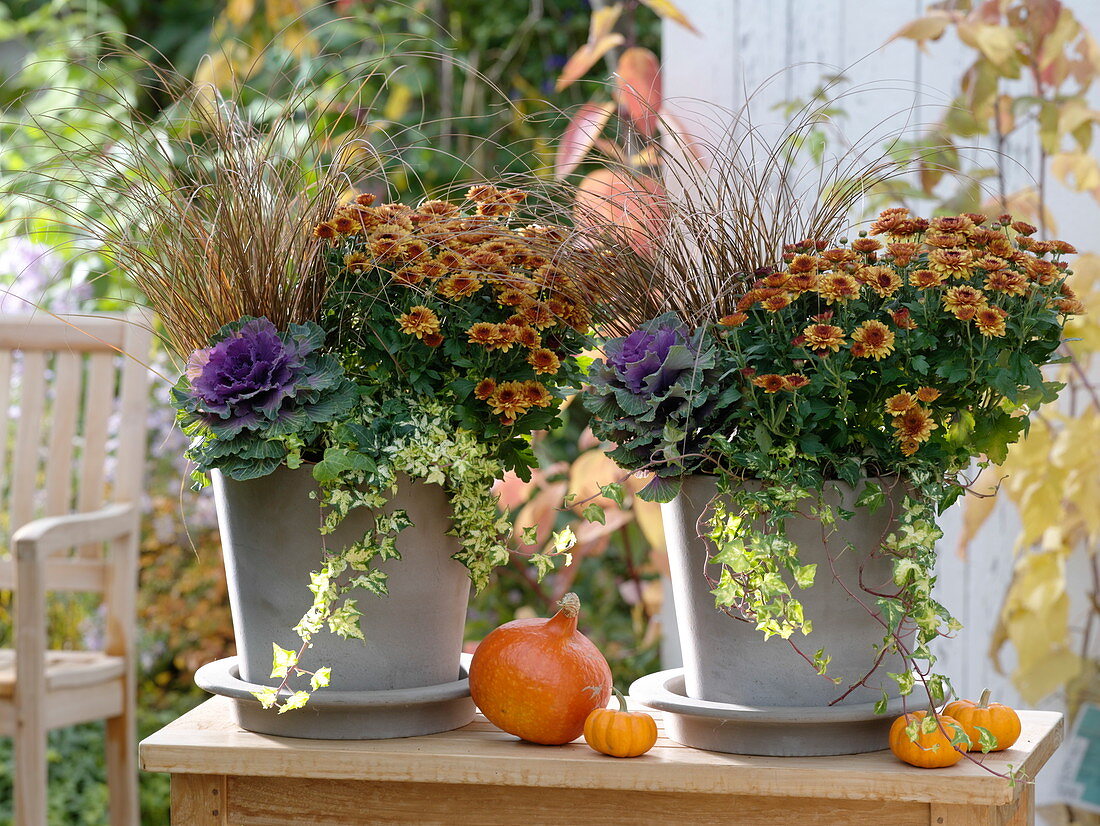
[0,313,150,826]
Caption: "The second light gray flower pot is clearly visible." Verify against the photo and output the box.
[644,474,912,755]
[206,465,474,738]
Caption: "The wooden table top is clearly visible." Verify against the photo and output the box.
[140,697,1062,807]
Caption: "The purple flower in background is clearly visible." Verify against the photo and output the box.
[605,323,687,396]
[185,318,306,430]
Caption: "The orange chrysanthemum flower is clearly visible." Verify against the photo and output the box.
[398,306,441,339]
[885,392,918,416]
[474,379,497,400]
[815,272,860,304]
[422,332,443,348]
[974,306,1008,337]
[487,323,521,352]
[868,207,910,236]
[851,320,896,360]
[899,440,921,457]
[368,224,409,259]
[916,386,941,403]
[719,313,748,327]
[928,247,974,279]
[892,406,938,443]
[973,254,1008,272]
[886,242,920,267]
[861,266,903,298]
[392,267,425,287]
[943,284,985,312]
[487,381,531,419]
[930,215,975,235]
[751,374,789,393]
[1011,220,1037,236]
[788,254,819,274]
[344,253,370,274]
[820,248,857,266]
[851,237,882,254]
[354,192,377,207]
[522,380,554,408]
[332,214,359,235]
[784,374,810,389]
[891,308,918,330]
[786,272,820,292]
[467,322,497,346]
[527,348,561,375]
[515,326,542,349]
[313,222,337,240]
[417,199,460,218]
[437,273,482,299]
[522,302,557,330]
[762,292,793,312]
[984,270,1028,296]
[801,323,846,354]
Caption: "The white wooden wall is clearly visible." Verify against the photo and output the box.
[661,0,1100,811]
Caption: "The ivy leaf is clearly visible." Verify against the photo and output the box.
[794,563,817,589]
[270,643,298,680]
[855,481,886,512]
[599,482,626,507]
[974,725,999,753]
[328,599,365,640]
[521,525,539,545]
[252,686,278,709]
[277,691,311,714]
[553,526,577,553]
[877,597,906,633]
[873,690,889,715]
[582,503,606,525]
[310,667,332,691]
[889,670,915,695]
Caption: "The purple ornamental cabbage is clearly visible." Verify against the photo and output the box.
[605,324,686,396]
[185,317,306,431]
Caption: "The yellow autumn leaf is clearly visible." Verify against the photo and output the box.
[990,538,1082,704]
[226,0,256,27]
[1052,151,1100,193]
[637,0,699,35]
[888,13,952,52]
[957,23,1020,72]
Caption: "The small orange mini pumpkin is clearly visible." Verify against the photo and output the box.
[889,710,970,768]
[584,689,658,757]
[944,689,1021,752]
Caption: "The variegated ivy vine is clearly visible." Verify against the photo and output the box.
[254,396,554,712]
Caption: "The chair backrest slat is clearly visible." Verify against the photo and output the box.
[44,351,81,516]
[0,350,10,499]
[11,350,47,531]
[76,353,115,521]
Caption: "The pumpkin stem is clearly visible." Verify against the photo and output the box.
[557,592,581,618]
[613,687,628,713]
[979,688,991,709]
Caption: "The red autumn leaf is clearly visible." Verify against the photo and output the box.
[555,101,616,180]
[615,47,662,136]
[574,167,668,258]
[556,3,625,91]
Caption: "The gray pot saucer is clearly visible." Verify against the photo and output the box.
[195,653,476,740]
[630,668,912,757]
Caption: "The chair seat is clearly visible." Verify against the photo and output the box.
[0,649,126,698]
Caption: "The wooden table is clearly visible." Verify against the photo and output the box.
[140,697,1063,825]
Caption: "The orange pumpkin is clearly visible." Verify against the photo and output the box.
[944,689,1021,752]
[889,710,970,768]
[584,688,658,757]
[469,593,612,745]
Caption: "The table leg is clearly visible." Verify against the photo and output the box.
[171,774,228,825]
[929,784,1036,826]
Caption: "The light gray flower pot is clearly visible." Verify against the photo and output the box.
[638,474,912,755]
[204,466,475,738]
